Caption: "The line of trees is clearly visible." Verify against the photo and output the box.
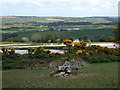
[20,21,92,27]
[3,33,116,43]
[31,33,73,43]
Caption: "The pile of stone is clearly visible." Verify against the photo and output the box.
[49,60,87,77]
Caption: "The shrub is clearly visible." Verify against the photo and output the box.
[74,41,87,49]
[82,54,120,63]
[30,47,50,59]
[2,60,23,70]
[27,47,35,54]
[63,39,73,45]
[2,47,15,54]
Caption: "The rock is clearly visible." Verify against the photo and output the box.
[58,66,64,71]
[80,61,87,66]
[72,65,79,70]
[65,67,71,73]
[50,60,88,77]
[64,73,68,76]
[60,72,65,75]
[54,72,65,77]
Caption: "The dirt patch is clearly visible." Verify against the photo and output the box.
[1,69,19,72]
[59,73,98,79]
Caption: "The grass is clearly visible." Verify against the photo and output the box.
[64,25,103,29]
[10,28,114,41]
[2,17,114,25]
[2,62,119,88]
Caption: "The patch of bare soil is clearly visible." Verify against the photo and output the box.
[59,73,98,79]
[1,70,18,72]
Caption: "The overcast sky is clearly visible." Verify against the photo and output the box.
[0,0,119,17]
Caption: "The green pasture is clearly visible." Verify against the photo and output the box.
[13,28,114,40]
[2,62,119,88]
[64,25,102,29]
[2,17,117,25]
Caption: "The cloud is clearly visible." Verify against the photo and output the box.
[0,0,119,16]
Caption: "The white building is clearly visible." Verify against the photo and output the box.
[73,39,80,43]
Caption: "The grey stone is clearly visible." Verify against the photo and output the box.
[65,67,71,73]
[50,60,88,77]
[54,72,65,77]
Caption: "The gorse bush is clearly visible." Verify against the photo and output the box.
[2,47,15,54]
[32,47,50,58]
[28,47,35,54]
[63,39,73,45]
[74,41,87,49]
[62,40,119,56]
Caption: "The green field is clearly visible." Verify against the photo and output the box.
[13,28,114,40]
[2,16,118,42]
[2,16,117,25]
[2,62,119,88]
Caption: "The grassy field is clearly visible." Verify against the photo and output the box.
[2,16,117,25]
[2,62,119,88]
[2,28,115,42]
[2,16,117,42]
[4,27,112,40]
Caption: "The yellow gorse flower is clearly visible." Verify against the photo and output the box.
[75,50,83,55]
[49,52,55,56]
[63,39,73,43]
[31,47,35,50]
[85,52,90,55]
[28,47,35,52]
[44,50,51,53]
[74,42,87,47]
[63,39,73,45]
[2,48,15,53]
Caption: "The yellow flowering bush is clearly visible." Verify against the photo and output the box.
[74,42,87,47]
[91,45,101,50]
[2,48,15,54]
[49,52,55,56]
[2,47,7,53]
[44,50,51,53]
[90,45,103,53]
[63,39,73,54]
[75,50,83,55]
[85,52,90,55]
[102,47,113,54]
[28,47,35,53]
[75,50,90,55]
[9,48,15,53]
[83,50,91,55]
[90,45,114,54]
[63,39,73,46]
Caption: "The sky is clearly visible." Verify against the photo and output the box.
[0,0,119,17]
